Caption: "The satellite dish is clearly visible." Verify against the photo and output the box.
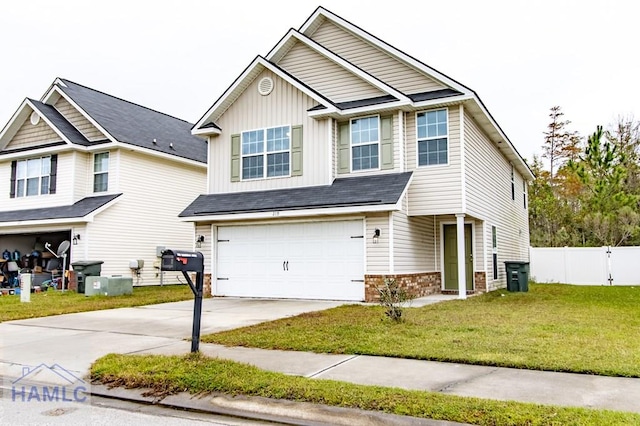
[57,240,70,257]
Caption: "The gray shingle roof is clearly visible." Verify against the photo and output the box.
[58,79,207,163]
[29,99,91,145]
[180,172,412,217]
[0,194,121,223]
[407,88,463,102]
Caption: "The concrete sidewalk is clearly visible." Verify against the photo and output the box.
[1,294,639,420]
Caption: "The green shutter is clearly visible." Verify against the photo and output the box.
[380,115,393,170]
[337,122,350,174]
[230,134,241,182]
[291,125,303,176]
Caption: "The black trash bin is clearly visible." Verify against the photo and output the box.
[504,261,529,292]
[71,261,104,294]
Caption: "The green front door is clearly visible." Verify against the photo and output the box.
[443,224,473,291]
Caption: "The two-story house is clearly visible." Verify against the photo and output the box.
[181,7,533,301]
[0,78,207,286]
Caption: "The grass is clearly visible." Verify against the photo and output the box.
[202,284,640,377]
[90,352,640,425]
[0,284,192,322]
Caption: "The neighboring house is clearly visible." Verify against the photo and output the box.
[0,78,207,286]
[182,7,533,301]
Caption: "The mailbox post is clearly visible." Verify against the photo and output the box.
[161,249,205,353]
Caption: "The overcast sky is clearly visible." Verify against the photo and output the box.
[1,0,638,162]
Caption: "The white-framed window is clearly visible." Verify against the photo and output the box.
[93,152,109,193]
[242,125,290,180]
[523,180,527,209]
[351,115,379,171]
[15,156,51,197]
[492,225,498,280]
[417,109,448,166]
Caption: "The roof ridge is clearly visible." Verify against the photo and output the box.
[57,78,195,125]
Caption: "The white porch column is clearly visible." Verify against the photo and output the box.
[456,213,467,300]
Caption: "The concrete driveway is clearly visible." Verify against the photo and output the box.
[0,297,344,385]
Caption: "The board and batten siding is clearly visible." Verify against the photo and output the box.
[85,150,206,285]
[309,20,446,95]
[0,151,75,211]
[392,211,435,273]
[463,109,529,286]
[7,112,61,150]
[54,97,106,141]
[210,69,332,193]
[365,213,390,274]
[407,106,462,215]
[277,41,385,103]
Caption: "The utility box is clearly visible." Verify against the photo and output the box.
[161,250,203,272]
[504,261,530,292]
[84,276,133,296]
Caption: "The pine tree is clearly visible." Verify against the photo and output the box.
[542,106,581,181]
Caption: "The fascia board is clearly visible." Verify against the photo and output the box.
[179,203,401,223]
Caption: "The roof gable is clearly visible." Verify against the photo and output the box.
[308,19,448,95]
[277,39,386,103]
[192,56,336,134]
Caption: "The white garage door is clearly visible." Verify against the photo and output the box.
[216,220,365,301]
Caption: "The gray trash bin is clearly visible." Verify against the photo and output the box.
[71,261,104,294]
[504,261,529,292]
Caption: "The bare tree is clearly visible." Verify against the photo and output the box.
[542,106,581,181]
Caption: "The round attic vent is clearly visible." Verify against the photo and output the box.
[30,111,40,125]
[258,77,274,96]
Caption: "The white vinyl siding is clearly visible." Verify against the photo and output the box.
[86,150,206,285]
[7,114,61,150]
[392,212,435,273]
[309,20,446,94]
[210,69,332,192]
[54,97,106,141]
[365,213,390,273]
[277,41,386,103]
[463,109,529,288]
[407,106,462,215]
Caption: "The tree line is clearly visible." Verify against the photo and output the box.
[528,106,640,247]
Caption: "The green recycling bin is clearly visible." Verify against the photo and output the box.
[504,261,529,292]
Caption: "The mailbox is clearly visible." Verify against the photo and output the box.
[161,249,204,272]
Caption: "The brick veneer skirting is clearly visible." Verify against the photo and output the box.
[474,272,487,293]
[364,272,442,302]
[204,273,212,297]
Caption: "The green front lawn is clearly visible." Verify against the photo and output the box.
[0,284,192,322]
[90,353,640,425]
[202,284,640,377]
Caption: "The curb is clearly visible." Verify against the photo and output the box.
[90,384,468,426]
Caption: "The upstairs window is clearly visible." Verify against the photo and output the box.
[351,116,379,171]
[12,156,57,198]
[242,125,290,180]
[523,180,527,209]
[511,164,515,200]
[93,152,109,192]
[417,109,448,166]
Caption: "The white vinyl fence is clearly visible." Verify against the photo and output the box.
[529,246,640,285]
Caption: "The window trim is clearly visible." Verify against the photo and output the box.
[14,156,52,198]
[416,108,449,168]
[93,151,109,193]
[523,179,527,209]
[350,114,381,173]
[240,124,292,181]
[511,164,515,201]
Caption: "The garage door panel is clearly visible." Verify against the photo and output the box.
[216,220,364,301]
